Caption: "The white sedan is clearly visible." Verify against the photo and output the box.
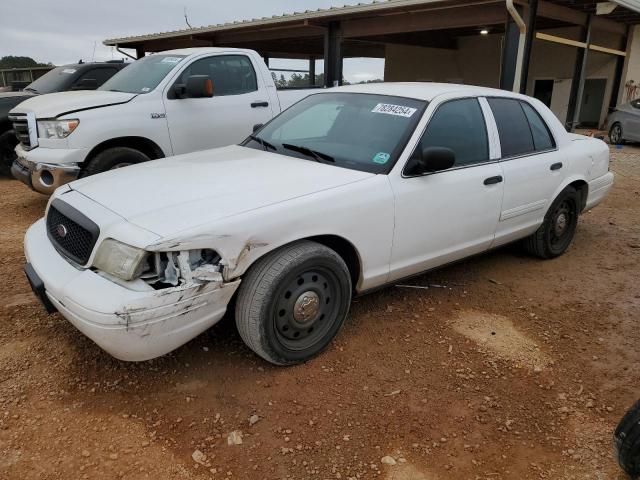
[23,83,613,365]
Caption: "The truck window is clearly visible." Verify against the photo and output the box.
[176,55,258,96]
[72,68,118,89]
[99,54,187,94]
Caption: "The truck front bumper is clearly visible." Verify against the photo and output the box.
[12,144,86,195]
[24,219,241,361]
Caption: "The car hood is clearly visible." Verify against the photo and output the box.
[69,145,375,238]
[9,90,135,118]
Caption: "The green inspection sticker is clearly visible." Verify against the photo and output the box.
[373,152,391,164]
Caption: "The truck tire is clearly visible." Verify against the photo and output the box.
[523,186,579,259]
[0,129,18,177]
[235,240,352,366]
[82,147,149,177]
[614,399,640,479]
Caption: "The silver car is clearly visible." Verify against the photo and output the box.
[607,99,640,144]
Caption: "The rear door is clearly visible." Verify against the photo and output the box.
[488,97,566,246]
[163,54,274,155]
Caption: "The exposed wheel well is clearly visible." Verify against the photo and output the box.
[307,235,361,289]
[569,180,588,212]
[85,137,165,167]
[0,120,13,136]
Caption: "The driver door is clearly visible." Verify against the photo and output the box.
[163,54,274,155]
[388,97,504,281]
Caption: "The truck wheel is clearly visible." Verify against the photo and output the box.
[0,130,18,177]
[614,400,640,479]
[523,186,579,259]
[82,147,149,177]
[235,240,352,366]
[609,123,624,145]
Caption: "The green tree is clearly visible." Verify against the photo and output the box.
[0,56,51,68]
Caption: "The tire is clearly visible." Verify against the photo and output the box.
[523,186,580,259]
[82,147,149,177]
[0,129,18,177]
[235,240,352,366]
[610,123,624,145]
[614,400,640,479]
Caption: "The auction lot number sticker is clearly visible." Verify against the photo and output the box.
[371,103,417,118]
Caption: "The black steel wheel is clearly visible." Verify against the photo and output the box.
[523,186,579,259]
[235,240,352,365]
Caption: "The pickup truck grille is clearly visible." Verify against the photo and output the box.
[9,113,32,150]
[46,199,100,266]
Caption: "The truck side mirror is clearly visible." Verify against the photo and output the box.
[253,123,263,133]
[185,75,213,98]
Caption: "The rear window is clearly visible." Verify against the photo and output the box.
[488,98,555,158]
[488,98,534,157]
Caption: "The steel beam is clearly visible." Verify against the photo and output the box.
[567,14,592,130]
[324,21,343,88]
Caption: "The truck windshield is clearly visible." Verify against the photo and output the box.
[99,54,186,94]
[244,93,426,174]
[24,66,79,94]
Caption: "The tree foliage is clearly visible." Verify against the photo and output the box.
[0,56,52,69]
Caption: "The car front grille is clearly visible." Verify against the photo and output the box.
[9,114,32,149]
[46,199,100,266]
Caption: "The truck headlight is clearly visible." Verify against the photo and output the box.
[37,119,79,139]
[93,239,148,281]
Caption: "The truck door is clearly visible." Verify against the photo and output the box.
[163,54,274,155]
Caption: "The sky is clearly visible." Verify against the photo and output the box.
[0,0,384,83]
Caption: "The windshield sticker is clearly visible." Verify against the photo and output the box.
[161,57,182,64]
[372,103,417,118]
[61,68,77,74]
[141,87,151,92]
[373,152,391,164]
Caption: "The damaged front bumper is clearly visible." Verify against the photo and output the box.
[24,219,240,361]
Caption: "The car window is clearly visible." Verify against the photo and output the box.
[488,97,535,157]
[521,102,555,151]
[177,55,258,96]
[411,98,489,167]
[100,54,187,94]
[73,68,118,89]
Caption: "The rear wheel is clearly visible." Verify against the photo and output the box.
[609,123,624,145]
[0,130,18,177]
[235,240,352,366]
[523,186,579,259]
[82,147,149,177]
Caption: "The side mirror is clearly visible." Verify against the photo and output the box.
[185,75,213,98]
[407,147,455,175]
[253,123,263,133]
[72,78,98,90]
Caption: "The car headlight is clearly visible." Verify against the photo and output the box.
[37,119,79,139]
[93,238,148,281]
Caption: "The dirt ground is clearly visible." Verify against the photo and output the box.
[1,145,639,480]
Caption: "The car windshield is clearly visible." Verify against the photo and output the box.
[98,54,186,94]
[244,92,427,174]
[24,66,79,94]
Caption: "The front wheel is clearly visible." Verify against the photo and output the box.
[81,147,150,177]
[523,186,580,259]
[235,240,352,365]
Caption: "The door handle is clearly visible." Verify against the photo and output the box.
[550,162,563,171]
[484,175,503,185]
[251,101,269,108]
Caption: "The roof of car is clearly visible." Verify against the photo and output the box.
[157,47,255,56]
[329,82,522,102]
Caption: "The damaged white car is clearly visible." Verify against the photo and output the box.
[23,83,613,365]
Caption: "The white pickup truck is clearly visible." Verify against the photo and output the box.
[10,48,313,194]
